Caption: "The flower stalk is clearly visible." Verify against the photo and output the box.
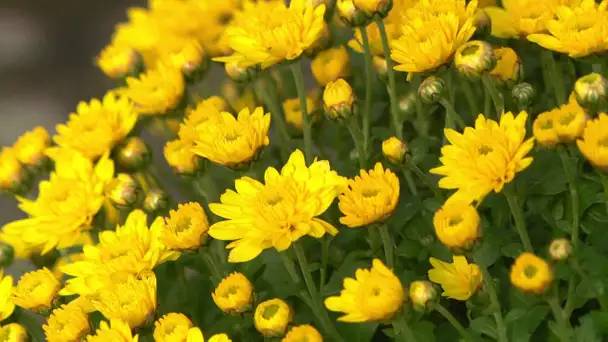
[504,186,534,253]
[378,223,394,268]
[557,147,580,251]
[375,18,402,139]
[434,303,476,342]
[290,62,314,163]
[473,254,508,342]
[481,73,504,117]
[359,26,373,160]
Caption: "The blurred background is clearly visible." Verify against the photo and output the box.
[0,0,145,225]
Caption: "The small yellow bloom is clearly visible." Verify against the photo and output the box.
[428,256,482,301]
[382,137,409,165]
[96,41,140,79]
[554,100,587,143]
[0,323,27,342]
[0,271,15,321]
[86,319,139,342]
[433,201,480,250]
[91,272,157,329]
[490,47,523,85]
[156,37,206,76]
[354,0,392,17]
[311,46,350,86]
[105,173,138,208]
[409,280,438,310]
[323,78,355,120]
[577,113,608,170]
[549,238,573,261]
[338,0,369,27]
[212,272,254,314]
[154,312,193,342]
[164,139,201,176]
[254,299,293,337]
[13,126,50,167]
[282,97,316,130]
[339,163,400,227]
[325,259,404,322]
[574,73,607,111]
[430,111,535,204]
[12,267,60,312]
[454,40,496,79]
[533,108,560,148]
[53,92,138,160]
[43,300,91,342]
[161,202,210,251]
[121,62,185,115]
[208,333,232,342]
[0,148,23,192]
[485,0,568,38]
[282,325,322,342]
[191,107,271,168]
[510,253,553,294]
[527,0,608,58]
[178,99,224,145]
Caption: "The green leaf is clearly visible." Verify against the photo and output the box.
[573,315,601,342]
[396,237,423,259]
[504,309,527,324]
[336,322,378,342]
[471,316,497,339]
[555,220,571,234]
[507,305,549,342]
[411,320,436,342]
[501,243,524,258]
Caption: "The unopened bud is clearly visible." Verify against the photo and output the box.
[13,126,51,168]
[143,188,169,215]
[382,137,408,165]
[454,40,496,79]
[490,47,523,87]
[353,0,393,18]
[106,173,138,208]
[116,137,152,171]
[96,42,141,79]
[0,148,30,196]
[0,243,14,269]
[574,73,607,113]
[323,78,355,121]
[0,323,28,342]
[418,76,445,104]
[337,0,369,27]
[409,281,437,311]
[549,238,572,262]
[512,82,535,110]
[373,56,388,81]
[164,139,203,176]
[225,61,257,84]
[398,91,418,117]
[473,9,492,39]
[164,39,207,82]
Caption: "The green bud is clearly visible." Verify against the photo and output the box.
[512,82,535,109]
[418,76,445,104]
[574,73,607,113]
[0,243,14,269]
[143,188,169,215]
[473,9,491,40]
[116,137,152,172]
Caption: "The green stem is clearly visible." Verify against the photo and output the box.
[200,250,222,286]
[558,147,580,251]
[481,73,504,117]
[320,237,330,294]
[401,169,419,197]
[280,251,302,285]
[438,97,466,129]
[378,223,394,268]
[543,50,567,106]
[407,163,445,202]
[473,256,508,342]
[548,295,571,342]
[375,18,402,139]
[290,62,313,163]
[359,26,373,159]
[18,310,44,342]
[434,303,476,342]
[461,78,479,116]
[346,118,367,168]
[255,75,291,160]
[196,172,221,204]
[563,273,577,317]
[597,169,608,215]
[484,85,492,117]
[504,186,534,253]
[392,315,419,342]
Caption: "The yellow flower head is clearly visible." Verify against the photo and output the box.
[96,41,140,79]
[191,107,271,168]
[215,1,327,68]
[13,126,50,167]
[574,73,608,111]
[43,300,91,342]
[433,201,480,250]
[121,62,185,115]
[527,0,608,58]
[161,202,210,251]
[54,92,138,160]
[155,37,206,76]
[549,238,573,261]
[283,97,316,130]
[178,99,224,145]
[485,0,569,38]
[554,100,587,143]
[311,46,350,86]
[338,163,400,228]
[60,209,178,297]
[153,312,193,342]
[490,47,523,84]
[430,111,535,203]
[12,267,60,312]
[382,137,408,165]
[510,253,553,293]
[282,325,322,342]
[165,139,200,176]
[428,256,482,301]
[577,113,608,170]
[454,40,496,79]
[0,148,23,192]
[209,150,347,262]
[325,259,404,322]
[86,319,139,342]
[52,252,86,281]
[91,272,157,329]
[208,333,231,342]
[0,271,15,321]
[409,280,438,310]
[254,298,293,337]
[323,78,355,120]
[0,323,27,342]
[533,108,561,148]
[212,272,254,314]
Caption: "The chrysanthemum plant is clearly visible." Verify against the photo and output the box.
[1,0,608,341]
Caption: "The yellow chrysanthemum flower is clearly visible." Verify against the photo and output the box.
[0,233,39,260]
[428,256,482,301]
[533,108,561,148]
[485,0,570,38]
[283,97,316,130]
[165,139,200,176]
[153,312,193,342]
[430,111,535,204]
[282,325,322,342]
[121,62,185,115]
[0,148,23,192]
[96,41,140,79]
[554,99,587,142]
[0,271,14,321]
[60,209,178,297]
[12,267,60,313]
[577,113,608,170]
[489,47,523,84]
[433,201,480,250]
[254,299,293,337]
[212,272,254,314]
[214,1,326,68]
[51,252,86,281]
[510,253,553,294]
[155,36,206,76]
[161,202,210,251]
[91,271,157,329]
[12,126,50,167]
[325,259,404,322]
[191,107,271,168]
[323,78,355,120]
[527,0,608,57]
[43,300,91,342]
[86,319,139,342]
[382,136,408,165]
[0,323,27,342]
[3,149,114,253]
[338,163,400,228]
[311,46,350,86]
[208,333,232,342]
[53,92,138,160]
[178,99,224,145]
[209,149,347,262]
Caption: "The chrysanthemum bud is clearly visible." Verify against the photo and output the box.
[433,201,480,251]
[282,325,322,342]
[0,243,14,269]
[162,39,208,81]
[225,61,257,84]
[323,78,355,121]
[382,136,408,165]
[418,76,445,104]
[398,91,417,117]
[0,323,28,342]
[490,47,523,87]
[0,148,28,195]
[512,82,535,110]
[510,253,553,294]
[454,40,496,79]
[549,238,573,262]
[164,139,203,176]
[311,46,350,86]
[337,0,369,27]
[409,280,437,311]
[473,9,492,39]
[96,42,141,79]
[353,0,393,18]
[13,126,50,168]
[106,173,138,208]
[143,188,169,215]
[254,299,293,337]
[574,73,607,113]
[212,272,254,314]
[116,137,152,171]
[373,56,388,80]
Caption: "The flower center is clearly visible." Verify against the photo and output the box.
[371,286,382,296]
[461,44,479,57]
[523,265,537,278]
[224,131,242,142]
[541,119,554,130]
[448,215,463,227]
[224,285,240,297]
[599,137,608,147]
[478,144,493,156]
[361,188,380,198]
[559,112,575,125]
[262,304,279,319]
[173,216,192,233]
